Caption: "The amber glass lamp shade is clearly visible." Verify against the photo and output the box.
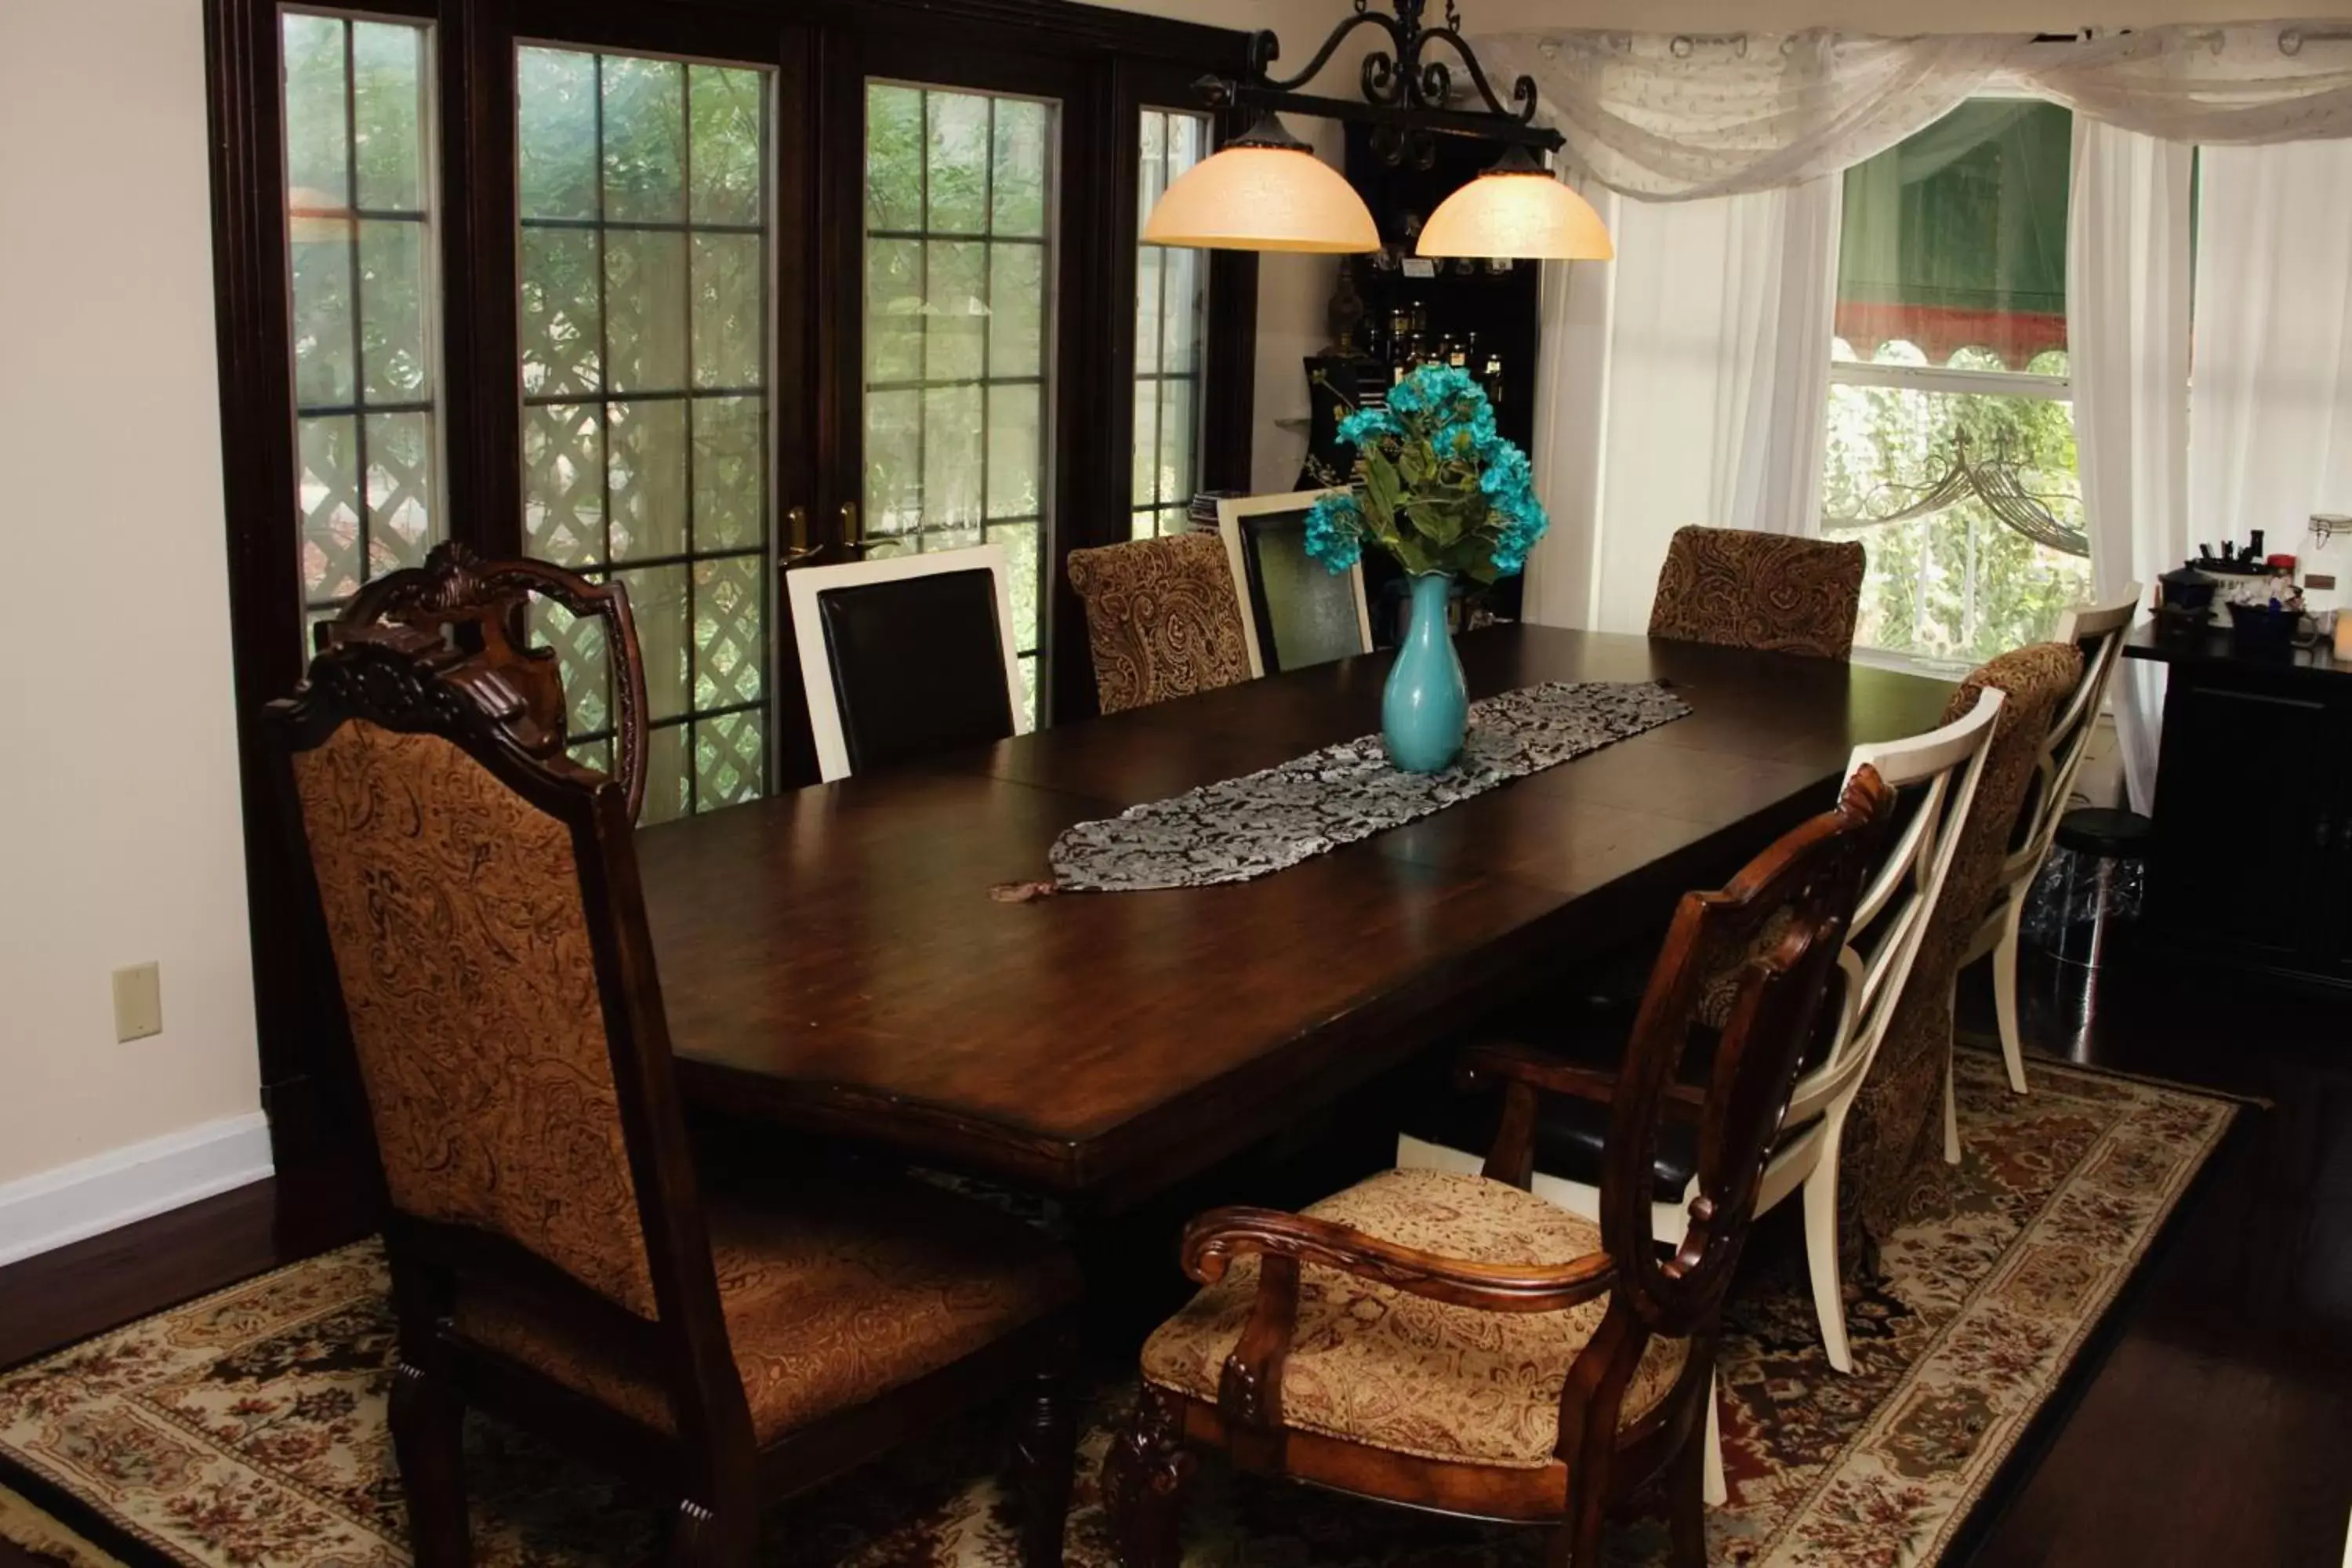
[1417,146,1615,262]
[1142,113,1380,255]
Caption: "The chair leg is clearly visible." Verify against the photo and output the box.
[1802,1143,1853,1374]
[1668,1402,1709,1568]
[387,1353,469,1568]
[665,1497,757,1568]
[1992,895,2030,1094]
[1103,1386,1194,1568]
[1942,982,1962,1167]
[1545,1504,1610,1568]
[1703,1372,1727,1508]
[1011,1361,1076,1568]
[1943,1047,1962,1167]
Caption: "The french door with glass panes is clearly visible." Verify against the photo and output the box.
[818,38,1087,731]
[511,30,800,823]
[218,0,1251,1158]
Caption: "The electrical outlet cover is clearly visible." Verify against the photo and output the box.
[112,963,162,1043]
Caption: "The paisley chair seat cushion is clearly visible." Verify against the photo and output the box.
[1140,1168,1686,1469]
[456,1174,1080,1443]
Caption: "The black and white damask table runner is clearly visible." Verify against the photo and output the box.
[1025,681,1691,895]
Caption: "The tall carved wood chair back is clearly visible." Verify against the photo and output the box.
[1106,773,1893,1568]
[268,626,749,1448]
[268,630,1083,1568]
[1966,585,2140,1093]
[326,542,649,822]
[1588,768,1892,1329]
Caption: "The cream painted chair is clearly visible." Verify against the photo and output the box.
[1964,586,2141,1094]
[1215,490,1374,677]
[786,544,1026,782]
[1400,687,2005,1385]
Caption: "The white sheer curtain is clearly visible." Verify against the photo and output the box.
[1475,31,2008,200]
[1522,176,1617,629]
[2187,140,2352,572]
[1501,20,2352,654]
[1475,24,2352,199]
[1524,178,1841,631]
[2069,120,2193,813]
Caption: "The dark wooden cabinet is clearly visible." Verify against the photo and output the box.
[2132,629,2352,989]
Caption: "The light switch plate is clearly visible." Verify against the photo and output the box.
[112,963,162,1043]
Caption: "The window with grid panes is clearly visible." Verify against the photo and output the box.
[515,46,773,826]
[1132,109,1209,539]
[862,82,1055,722]
[1822,100,2092,666]
[281,11,441,645]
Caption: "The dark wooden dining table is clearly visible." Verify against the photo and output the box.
[639,626,1952,1214]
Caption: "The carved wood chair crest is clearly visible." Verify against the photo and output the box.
[325,541,649,822]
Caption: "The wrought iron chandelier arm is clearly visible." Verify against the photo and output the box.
[1208,0,1562,153]
[1406,26,1542,124]
[1250,10,1406,96]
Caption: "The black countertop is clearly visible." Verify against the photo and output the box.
[2124,622,2351,686]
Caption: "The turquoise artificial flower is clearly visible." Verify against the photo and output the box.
[1305,491,1365,572]
[1315,363,1547,581]
[1336,406,1401,447]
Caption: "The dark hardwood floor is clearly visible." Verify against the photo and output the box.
[1949,942,2352,1567]
[2,939,2345,1566]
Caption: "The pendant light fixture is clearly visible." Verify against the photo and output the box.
[1144,0,1610,263]
[1142,112,1379,254]
[1417,144,1613,261]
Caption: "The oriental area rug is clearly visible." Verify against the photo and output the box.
[0,1053,2234,1568]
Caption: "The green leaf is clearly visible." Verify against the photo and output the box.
[1362,449,1405,532]
[1405,496,1467,547]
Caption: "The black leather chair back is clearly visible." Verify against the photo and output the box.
[815,568,1016,774]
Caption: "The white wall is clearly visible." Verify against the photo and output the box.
[0,0,264,1194]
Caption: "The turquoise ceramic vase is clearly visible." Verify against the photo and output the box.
[1382,572,1468,773]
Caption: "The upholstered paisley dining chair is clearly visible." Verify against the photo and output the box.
[1104,768,1893,1568]
[1067,532,1256,714]
[268,627,1082,1568]
[1839,638,2082,1246]
[1647,525,1867,661]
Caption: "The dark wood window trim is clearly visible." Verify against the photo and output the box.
[203,0,1258,1165]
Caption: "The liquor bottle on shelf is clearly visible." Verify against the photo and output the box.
[1482,349,1506,408]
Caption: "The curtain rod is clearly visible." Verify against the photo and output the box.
[1646,26,2347,56]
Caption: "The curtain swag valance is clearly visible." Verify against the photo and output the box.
[1472,23,2352,198]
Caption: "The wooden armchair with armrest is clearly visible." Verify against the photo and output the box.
[268,628,1080,1568]
[1104,767,1895,1567]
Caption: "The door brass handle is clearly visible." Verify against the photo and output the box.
[780,505,821,566]
[837,500,895,554]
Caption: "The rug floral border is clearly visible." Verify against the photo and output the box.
[0,1054,2239,1568]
